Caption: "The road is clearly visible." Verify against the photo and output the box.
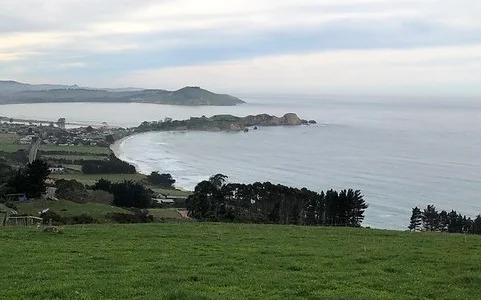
[28,137,42,163]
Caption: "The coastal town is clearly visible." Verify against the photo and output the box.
[0,118,132,148]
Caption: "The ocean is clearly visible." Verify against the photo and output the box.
[1,95,481,229]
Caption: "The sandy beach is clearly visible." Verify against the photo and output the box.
[109,134,147,174]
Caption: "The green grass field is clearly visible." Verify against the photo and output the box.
[150,187,192,197]
[0,133,27,153]
[16,199,131,221]
[1,223,480,300]
[39,144,112,155]
[63,164,83,171]
[147,208,184,220]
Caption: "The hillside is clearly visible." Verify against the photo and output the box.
[0,81,245,106]
[1,223,480,299]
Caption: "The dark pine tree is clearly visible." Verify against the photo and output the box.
[447,210,463,233]
[315,191,325,225]
[303,189,317,226]
[422,205,439,231]
[348,189,368,227]
[438,210,449,232]
[408,207,423,231]
[473,215,481,235]
[7,159,51,198]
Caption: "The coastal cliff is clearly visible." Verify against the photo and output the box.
[135,113,310,132]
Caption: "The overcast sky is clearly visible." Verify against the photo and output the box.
[1,0,480,95]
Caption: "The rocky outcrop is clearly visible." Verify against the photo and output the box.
[135,113,312,133]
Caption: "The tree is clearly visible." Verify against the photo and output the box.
[147,171,175,188]
[105,135,115,144]
[0,159,14,184]
[438,210,449,232]
[408,207,423,231]
[93,178,112,192]
[303,189,317,226]
[422,205,439,231]
[57,118,66,128]
[7,159,50,198]
[348,189,368,227]
[186,180,218,220]
[473,215,481,235]
[93,179,151,208]
[209,174,228,190]
[55,179,88,203]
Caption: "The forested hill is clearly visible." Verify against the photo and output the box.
[0,81,245,106]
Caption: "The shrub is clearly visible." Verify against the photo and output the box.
[40,210,65,225]
[105,210,154,224]
[71,214,95,224]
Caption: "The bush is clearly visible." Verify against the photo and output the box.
[40,210,65,225]
[106,210,154,224]
[71,214,95,224]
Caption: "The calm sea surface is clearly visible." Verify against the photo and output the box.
[1,95,480,229]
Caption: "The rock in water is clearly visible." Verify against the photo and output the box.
[280,113,303,125]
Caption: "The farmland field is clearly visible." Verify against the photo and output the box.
[0,133,27,153]
[49,173,147,185]
[16,199,131,221]
[1,223,481,300]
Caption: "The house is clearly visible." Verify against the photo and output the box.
[48,167,65,174]
[19,135,35,145]
[153,198,176,206]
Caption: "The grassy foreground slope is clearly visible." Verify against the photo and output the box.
[1,223,481,300]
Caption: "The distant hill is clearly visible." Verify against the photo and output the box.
[0,81,245,106]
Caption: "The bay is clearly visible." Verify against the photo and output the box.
[2,95,480,229]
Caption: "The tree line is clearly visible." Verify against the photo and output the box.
[186,174,368,227]
[409,205,481,234]
[81,154,136,174]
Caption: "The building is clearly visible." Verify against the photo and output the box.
[48,167,65,174]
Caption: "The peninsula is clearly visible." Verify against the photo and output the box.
[136,113,314,132]
[0,81,245,106]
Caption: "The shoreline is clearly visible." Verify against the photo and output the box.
[109,131,193,192]
[110,132,194,193]
[110,134,146,175]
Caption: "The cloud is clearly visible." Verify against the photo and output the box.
[0,0,480,95]
[123,45,481,95]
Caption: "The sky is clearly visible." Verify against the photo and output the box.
[1,0,480,96]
